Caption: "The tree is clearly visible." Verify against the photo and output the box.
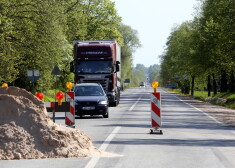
[160,0,235,95]
[198,0,235,93]
[65,0,123,43]
[0,0,143,92]
[160,21,201,95]
[131,64,146,87]
[148,64,161,84]
[118,24,141,86]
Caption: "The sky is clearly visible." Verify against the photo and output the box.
[111,0,199,67]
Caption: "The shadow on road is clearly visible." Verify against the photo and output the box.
[94,138,235,147]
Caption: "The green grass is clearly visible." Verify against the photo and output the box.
[192,91,209,98]
[213,92,235,99]
[44,95,55,102]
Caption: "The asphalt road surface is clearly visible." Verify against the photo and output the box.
[1,87,235,168]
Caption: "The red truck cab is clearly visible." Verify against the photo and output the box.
[72,40,121,106]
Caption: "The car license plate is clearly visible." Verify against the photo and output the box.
[83,106,95,110]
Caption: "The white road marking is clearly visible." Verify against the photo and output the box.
[129,96,142,111]
[174,95,224,125]
[85,95,141,168]
[162,88,235,135]
[175,96,235,135]
[85,127,121,168]
[99,126,121,151]
[160,88,223,125]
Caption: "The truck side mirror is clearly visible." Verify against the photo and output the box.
[115,61,120,73]
[70,61,74,73]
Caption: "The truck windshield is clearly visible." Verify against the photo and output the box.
[76,60,112,74]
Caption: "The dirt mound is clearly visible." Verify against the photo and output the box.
[0,87,101,160]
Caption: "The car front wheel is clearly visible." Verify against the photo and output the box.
[103,111,109,118]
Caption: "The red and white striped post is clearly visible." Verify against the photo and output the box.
[65,92,75,127]
[151,92,161,127]
[150,81,163,134]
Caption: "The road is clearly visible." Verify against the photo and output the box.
[1,87,235,168]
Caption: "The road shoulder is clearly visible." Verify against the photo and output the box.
[166,90,235,127]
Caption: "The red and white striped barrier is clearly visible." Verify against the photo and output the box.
[150,92,162,134]
[44,92,75,127]
[65,92,75,126]
[151,92,161,127]
[44,102,55,108]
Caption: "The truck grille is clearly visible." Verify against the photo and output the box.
[80,79,109,93]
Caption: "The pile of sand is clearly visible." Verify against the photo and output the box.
[0,87,101,160]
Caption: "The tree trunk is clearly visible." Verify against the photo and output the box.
[191,76,195,96]
[184,80,190,94]
[212,73,217,95]
[207,75,211,97]
[181,79,190,94]
[220,70,228,92]
[229,70,235,93]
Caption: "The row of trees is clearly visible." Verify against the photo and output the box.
[0,0,141,91]
[127,64,160,87]
[160,0,235,96]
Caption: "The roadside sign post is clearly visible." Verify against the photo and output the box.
[53,107,56,123]
[150,81,163,134]
[123,78,130,91]
[51,65,62,123]
[27,70,40,93]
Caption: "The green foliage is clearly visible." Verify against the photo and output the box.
[0,0,67,92]
[0,0,21,83]
[118,24,141,86]
[161,21,200,85]
[148,64,161,84]
[130,64,146,87]
[0,0,142,93]
[65,0,123,44]
[160,0,235,94]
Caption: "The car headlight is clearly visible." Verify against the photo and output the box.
[99,101,108,105]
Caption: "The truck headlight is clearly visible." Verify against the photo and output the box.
[99,101,108,105]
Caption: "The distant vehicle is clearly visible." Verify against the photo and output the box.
[74,83,109,118]
[71,40,121,107]
[139,82,145,87]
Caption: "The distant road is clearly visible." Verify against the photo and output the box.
[1,87,235,168]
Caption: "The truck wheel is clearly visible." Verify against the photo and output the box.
[114,101,118,107]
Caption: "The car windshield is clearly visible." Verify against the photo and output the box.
[74,86,104,96]
[76,60,113,74]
